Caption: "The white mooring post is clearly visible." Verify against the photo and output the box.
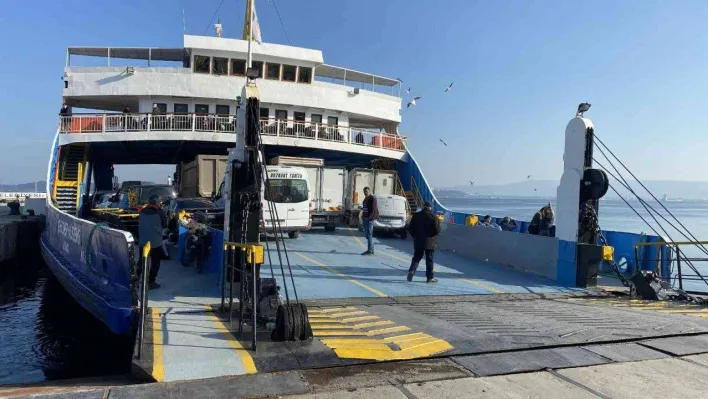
[555,116,595,286]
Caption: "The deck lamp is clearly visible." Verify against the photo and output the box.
[246,67,261,79]
[576,102,591,117]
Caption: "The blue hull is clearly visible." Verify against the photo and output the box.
[41,204,138,336]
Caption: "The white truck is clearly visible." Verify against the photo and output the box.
[270,156,345,232]
[344,168,401,227]
[215,151,312,239]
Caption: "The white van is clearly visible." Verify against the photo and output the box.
[358,194,409,239]
[215,163,311,239]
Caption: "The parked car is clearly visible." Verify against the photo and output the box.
[165,197,217,234]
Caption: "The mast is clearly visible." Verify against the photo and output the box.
[248,0,254,68]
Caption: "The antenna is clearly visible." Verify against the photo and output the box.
[182,8,186,34]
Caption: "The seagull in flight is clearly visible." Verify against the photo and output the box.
[406,86,411,94]
[407,96,421,108]
[469,181,475,186]
[527,175,532,179]
[439,139,448,146]
[444,82,454,92]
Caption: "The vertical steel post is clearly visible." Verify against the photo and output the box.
[252,255,257,351]
[676,245,683,290]
[238,250,245,333]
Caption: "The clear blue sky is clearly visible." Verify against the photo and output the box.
[1,0,707,186]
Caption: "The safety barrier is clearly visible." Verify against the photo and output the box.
[259,118,405,152]
[59,113,236,134]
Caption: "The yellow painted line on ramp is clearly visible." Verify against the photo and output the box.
[327,311,368,318]
[150,308,165,382]
[366,325,411,335]
[207,305,257,374]
[294,252,388,297]
[311,305,453,360]
[460,278,504,294]
[309,307,360,314]
[340,315,380,323]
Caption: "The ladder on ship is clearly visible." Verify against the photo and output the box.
[53,145,87,216]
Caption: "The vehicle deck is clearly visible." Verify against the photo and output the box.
[134,228,708,383]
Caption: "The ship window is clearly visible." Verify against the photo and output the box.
[251,61,264,78]
[282,65,297,82]
[153,103,167,113]
[275,110,288,120]
[260,107,270,119]
[231,59,246,76]
[213,57,228,75]
[195,104,209,114]
[174,104,188,114]
[266,63,281,80]
[298,67,312,84]
[311,114,322,124]
[294,112,305,122]
[194,55,210,73]
[327,116,339,126]
[216,105,230,116]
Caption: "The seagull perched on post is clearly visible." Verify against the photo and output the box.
[439,139,448,146]
[576,102,591,117]
[444,82,454,92]
[407,96,421,108]
[396,77,403,83]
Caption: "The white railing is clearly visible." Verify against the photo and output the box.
[58,114,405,152]
[58,113,236,134]
[259,118,405,151]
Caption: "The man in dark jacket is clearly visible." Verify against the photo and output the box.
[139,195,167,289]
[407,202,441,283]
[528,203,555,236]
[361,187,378,255]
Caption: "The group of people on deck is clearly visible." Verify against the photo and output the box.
[359,187,556,284]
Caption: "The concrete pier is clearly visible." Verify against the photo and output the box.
[0,214,44,266]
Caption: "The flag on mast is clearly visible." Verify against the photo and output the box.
[242,0,263,43]
[251,2,262,43]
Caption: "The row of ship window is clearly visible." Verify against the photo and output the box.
[150,104,339,125]
[193,55,312,83]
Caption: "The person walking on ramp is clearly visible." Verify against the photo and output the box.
[407,202,441,283]
[360,186,378,255]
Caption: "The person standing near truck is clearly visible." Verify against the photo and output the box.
[139,195,167,289]
[360,187,378,255]
[407,202,441,283]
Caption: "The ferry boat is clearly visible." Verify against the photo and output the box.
[41,0,676,358]
[41,4,427,335]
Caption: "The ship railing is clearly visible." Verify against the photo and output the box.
[58,113,237,134]
[258,118,406,152]
[634,240,708,294]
